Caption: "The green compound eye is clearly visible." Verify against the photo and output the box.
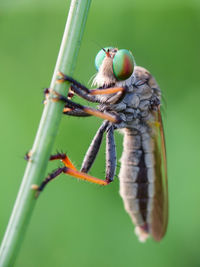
[113,49,134,80]
[95,47,114,71]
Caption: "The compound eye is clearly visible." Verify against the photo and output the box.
[95,47,114,71]
[113,49,134,80]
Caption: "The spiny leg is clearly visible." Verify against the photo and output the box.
[69,84,99,103]
[63,107,92,117]
[34,167,66,194]
[80,122,117,182]
[32,151,112,196]
[57,72,126,103]
[105,125,117,182]
[57,72,89,93]
[31,153,77,195]
[43,74,125,119]
[69,84,126,104]
[42,88,91,117]
[44,74,124,121]
[43,87,124,119]
[54,92,121,123]
[63,122,117,184]
[31,124,116,196]
[78,124,117,183]
[81,120,109,173]
[50,153,77,170]
[34,165,109,195]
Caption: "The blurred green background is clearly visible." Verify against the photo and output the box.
[1,0,200,266]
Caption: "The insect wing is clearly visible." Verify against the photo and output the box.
[150,108,168,241]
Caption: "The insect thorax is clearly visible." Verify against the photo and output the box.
[96,66,161,133]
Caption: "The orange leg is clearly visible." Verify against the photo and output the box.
[51,153,108,185]
[32,153,109,197]
[57,71,125,97]
[53,92,121,123]
[45,72,124,123]
[90,87,125,95]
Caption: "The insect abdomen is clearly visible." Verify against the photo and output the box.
[119,128,155,242]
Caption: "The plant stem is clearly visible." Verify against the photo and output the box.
[0,0,91,266]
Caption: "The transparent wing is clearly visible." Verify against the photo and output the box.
[150,108,168,241]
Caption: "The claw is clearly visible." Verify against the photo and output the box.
[56,71,66,83]
[25,151,32,162]
[68,87,75,99]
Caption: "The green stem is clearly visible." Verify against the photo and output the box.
[0,0,91,266]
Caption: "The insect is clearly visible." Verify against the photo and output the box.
[32,47,168,242]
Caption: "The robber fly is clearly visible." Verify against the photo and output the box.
[32,47,168,242]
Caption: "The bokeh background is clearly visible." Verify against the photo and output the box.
[0,0,200,266]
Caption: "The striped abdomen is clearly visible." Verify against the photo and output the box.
[119,127,162,242]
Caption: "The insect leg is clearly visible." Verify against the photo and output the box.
[57,72,125,102]
[43,87,92,117]
[105,124,116,182]
[57,72,90,92]
[63,107,92,117]
[81,120,109,173]
[54,92,121,123]
[33,167,67,195]
[31,123,117,196]
[35,165,108,192]
[32,155,110,196]
[70,84,126,103]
